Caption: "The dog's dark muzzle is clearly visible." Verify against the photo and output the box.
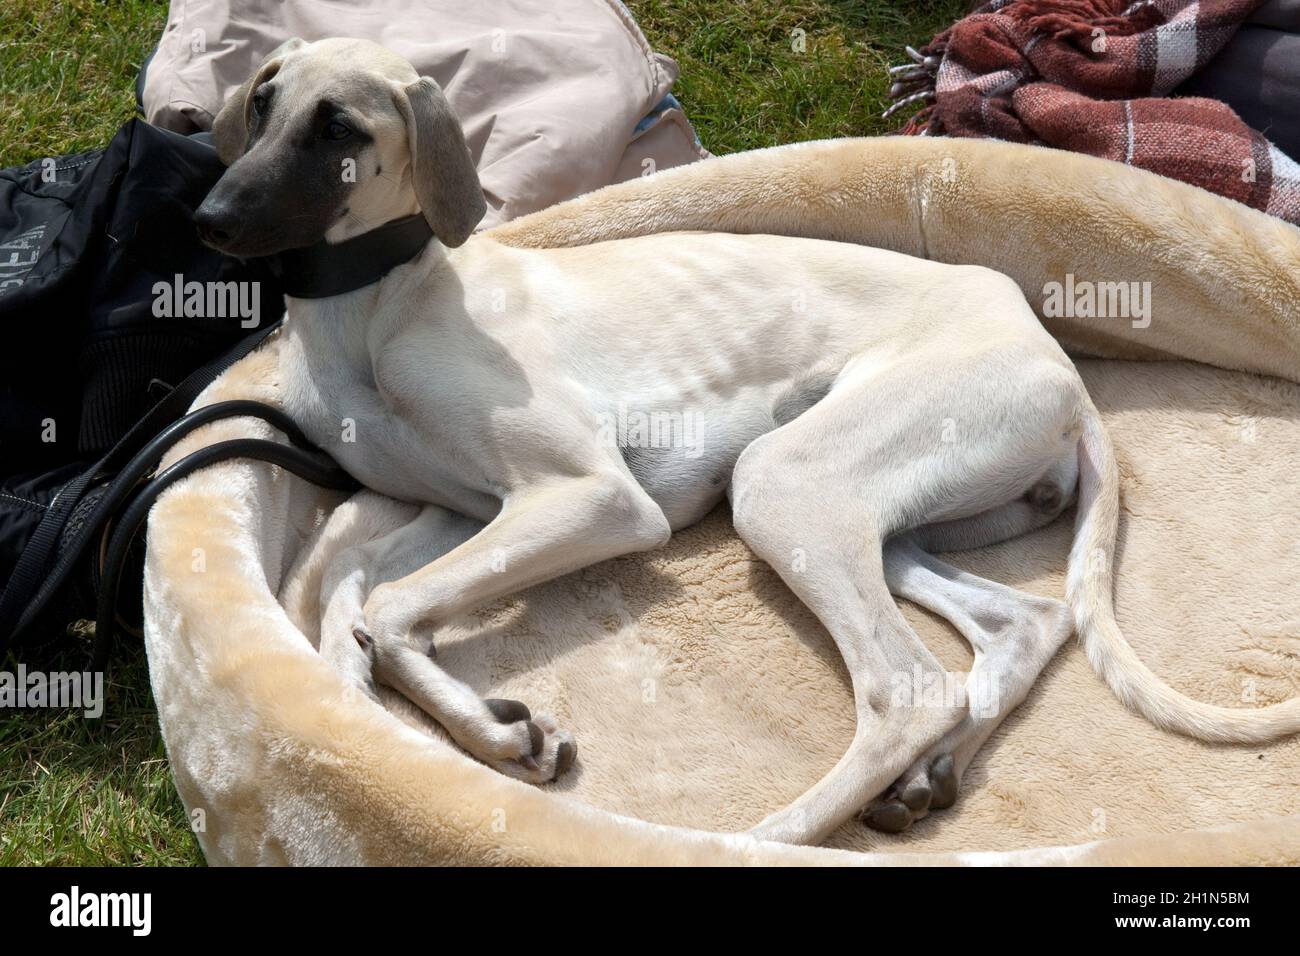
[195,150,343,258]
[193,192,243,251]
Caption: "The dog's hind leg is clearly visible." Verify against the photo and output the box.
[282,490,419,651]
[733,344,1084,845]
[857,452,1079,830]
[731,444,961,844]
[860,536,1073,832]
[908,449,1078,553]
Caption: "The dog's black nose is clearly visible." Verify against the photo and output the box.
[193,202,236,248]
[195,221,230,245]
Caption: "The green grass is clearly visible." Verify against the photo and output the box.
[0,0,169,166]
[0,0,968,167]
[633,1,966,152]
[1,641,204,866]
[0,0,964,865]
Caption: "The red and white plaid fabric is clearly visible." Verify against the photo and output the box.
[891,0,1300,224]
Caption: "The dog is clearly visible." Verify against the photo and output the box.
[195,37,1299,845]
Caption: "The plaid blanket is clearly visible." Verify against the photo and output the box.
[890,0,1300,224]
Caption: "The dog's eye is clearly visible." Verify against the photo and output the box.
[251,92,269,116]
[324,120,352,141]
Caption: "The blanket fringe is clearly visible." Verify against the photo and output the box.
[885,0,1168,133]
[884,43,941,131]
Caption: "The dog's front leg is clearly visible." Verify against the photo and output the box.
[360,470,670,781]
[313,498,573,783]
[362,471,670,640]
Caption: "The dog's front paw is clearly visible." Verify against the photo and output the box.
[482,699,578,785]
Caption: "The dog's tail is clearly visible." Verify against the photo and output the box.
[1067,398,1300,743]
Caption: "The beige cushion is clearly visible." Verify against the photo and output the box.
[144,137,1300,865]
[141,0,707,228]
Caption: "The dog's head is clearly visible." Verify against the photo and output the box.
[195,37,485,258]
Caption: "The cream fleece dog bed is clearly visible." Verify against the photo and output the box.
[144,137,1300,865]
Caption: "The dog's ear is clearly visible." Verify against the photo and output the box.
[211,37,308,165]
[393,77,485,247]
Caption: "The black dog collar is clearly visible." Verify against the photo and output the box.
[263,214,435,299]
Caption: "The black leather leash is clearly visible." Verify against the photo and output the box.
[88,215,440,668]
[88,216,442,669]
[90,401,359,670]
[0,324,284,645]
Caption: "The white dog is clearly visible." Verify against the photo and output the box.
[195,38,1299,845]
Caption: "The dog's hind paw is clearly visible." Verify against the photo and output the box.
[860,753,958,833]
[483,702,578,785]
